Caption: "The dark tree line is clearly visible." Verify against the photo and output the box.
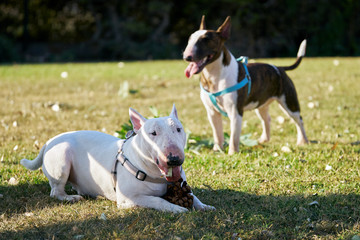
[0,0,359,62]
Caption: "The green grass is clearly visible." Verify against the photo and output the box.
[0,58,360,239]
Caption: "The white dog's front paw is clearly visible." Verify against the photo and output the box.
[64,195,83,203]
[170,205,189,213]
[194,203,216,211]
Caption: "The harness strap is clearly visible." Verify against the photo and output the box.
[200,56,252,118]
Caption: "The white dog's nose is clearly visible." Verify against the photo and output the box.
[166,145,184,166]
[167,153,183,166]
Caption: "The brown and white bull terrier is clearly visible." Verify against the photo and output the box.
[183,16,308,155]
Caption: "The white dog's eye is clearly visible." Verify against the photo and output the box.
[177,128,181,133]
[151,131,157,136]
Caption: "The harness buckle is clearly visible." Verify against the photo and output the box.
[136,170,147,181]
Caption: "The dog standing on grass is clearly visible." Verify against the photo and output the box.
[183,16,308,154]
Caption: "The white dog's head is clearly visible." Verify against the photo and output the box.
[129,105,186,182]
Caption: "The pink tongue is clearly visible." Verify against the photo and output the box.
[185,62,199,78]
[165,166,182,182]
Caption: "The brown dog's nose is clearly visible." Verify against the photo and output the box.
[184,55,193,62]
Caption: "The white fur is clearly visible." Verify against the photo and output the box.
[20,106,215,213]
[276,95,308,145]
[297,39,307,57]
[200,51,241,154]
[183,30,207,57]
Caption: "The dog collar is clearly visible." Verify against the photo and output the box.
[111,130,168,191]
[200,56,252,118]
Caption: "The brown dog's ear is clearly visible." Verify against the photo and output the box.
[217,16,231,40]
[199,15,206,30]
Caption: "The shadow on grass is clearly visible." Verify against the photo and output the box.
[1,183,359,239]
[0,181,53,215]
[0,181,90,216]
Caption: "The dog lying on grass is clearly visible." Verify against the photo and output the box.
[21,105,215,213]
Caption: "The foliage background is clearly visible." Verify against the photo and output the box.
[1,0,360,62]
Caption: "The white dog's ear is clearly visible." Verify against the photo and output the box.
[170,104,178,119]
[129,108,147,132]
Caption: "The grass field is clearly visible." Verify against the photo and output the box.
[0,58,359,239]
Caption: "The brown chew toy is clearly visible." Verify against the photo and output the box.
[162,178,194,209]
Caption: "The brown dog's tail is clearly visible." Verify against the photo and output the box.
[279,39,306,71]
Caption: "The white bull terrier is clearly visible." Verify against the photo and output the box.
[20,105,215,213]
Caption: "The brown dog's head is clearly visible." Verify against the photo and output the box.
[183,16,231,78]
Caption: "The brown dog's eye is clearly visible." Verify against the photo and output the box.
[151,131,157,136]
[202,36,209,42]
[177,128,181,133]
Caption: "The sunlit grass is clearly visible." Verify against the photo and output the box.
[0,58,359,239]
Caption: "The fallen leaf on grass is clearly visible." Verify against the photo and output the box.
[281,146,292,153]
[8,177,18,185]
[231,232,241,240]
[276,116,285,124]
[74,235,85,240]
[118,81,129,98]
[51,103,60,112]
[188,139,197,144]
[100,213,107,221]
[127,217,140,229]
[149,106,159,118]
[240,133,258,147]
[118,62,125,68]
[60,71,68,78]
[328,85,334,92]
[307,102,315,109]
[308,201,319,207]
[24,212,34,217]
[190,149,201,155]
[34,140,40,149]
[331,142,338,150]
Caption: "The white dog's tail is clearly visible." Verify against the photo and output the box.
[20,145,46,170]
[279,39,307,71]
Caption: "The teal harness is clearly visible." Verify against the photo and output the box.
[200,56,252,117]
